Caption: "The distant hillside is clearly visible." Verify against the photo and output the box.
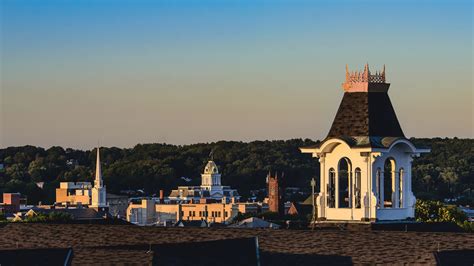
[0,138,472,205]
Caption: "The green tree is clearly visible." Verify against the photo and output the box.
[415,200,466,223]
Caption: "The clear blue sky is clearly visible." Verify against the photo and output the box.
[1,0,472,149]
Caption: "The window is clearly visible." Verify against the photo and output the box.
[188,211,192,217]
[338,158,351,208]
[328,168,336,208]
[354,168,361,208]
[224,211,228,217]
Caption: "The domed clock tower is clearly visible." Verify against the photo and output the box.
[200,160,223,194]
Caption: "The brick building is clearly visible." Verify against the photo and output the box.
[0,193,21,213]
[267,171,285,215]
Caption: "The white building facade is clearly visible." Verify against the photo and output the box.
[301,64,429,221]
[168,160,239,202]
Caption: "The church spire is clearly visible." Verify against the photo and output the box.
[95,146,103,188]
[91,145,107,208]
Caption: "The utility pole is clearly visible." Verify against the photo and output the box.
[310,177,316,230]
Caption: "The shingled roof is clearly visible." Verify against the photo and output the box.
[0,224,472,265]
[327,92,405,139]
[304,65,416,149]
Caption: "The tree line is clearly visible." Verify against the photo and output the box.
[0,138,472,205]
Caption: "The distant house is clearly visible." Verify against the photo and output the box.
[55,182,93,206]
[11,207,109,222]
[174,219,208,227]
[287,202,312,217]
[106,193,129,218]
[230,217,280,229]
[9,209,40,222]
[0,193,21,213]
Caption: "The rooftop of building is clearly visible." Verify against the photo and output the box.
[0,223,472,265]
[301,65,432,151]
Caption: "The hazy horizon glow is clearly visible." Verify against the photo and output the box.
[1,0,472,149]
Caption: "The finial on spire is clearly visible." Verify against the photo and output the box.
[363,63,370,81]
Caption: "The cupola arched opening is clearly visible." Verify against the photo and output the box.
[376,168,382,207]
[328,168,336,208]
[383,158,396,208]
[338,157,352,208]
[354,168,362,208]
[399,168,404,208]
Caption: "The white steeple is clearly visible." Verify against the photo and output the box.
[91,146,107,208]
[94,147,103,188]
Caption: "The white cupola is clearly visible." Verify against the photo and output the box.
[300,64,430,222]
[201,160,222,187]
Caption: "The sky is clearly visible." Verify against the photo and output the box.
[1,0,472,149]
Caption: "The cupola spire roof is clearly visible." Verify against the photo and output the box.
[327,64,405,141]
[342,63,388,93]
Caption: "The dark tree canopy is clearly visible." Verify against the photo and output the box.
[0,138,472,205]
